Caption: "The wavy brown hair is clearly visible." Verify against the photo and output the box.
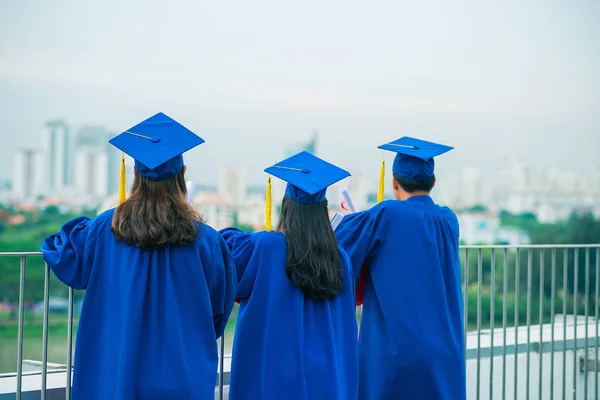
[111,168,203,249]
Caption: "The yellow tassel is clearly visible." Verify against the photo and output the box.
[377,152,385,203]
[118,153,126,203]
[265,176,272,231]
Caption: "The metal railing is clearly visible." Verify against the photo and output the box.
[0,252,229,400]
[1,244,599,399]
[462,244,600,400]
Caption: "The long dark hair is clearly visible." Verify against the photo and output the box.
[276,196,343,300]
[111,169,202,249]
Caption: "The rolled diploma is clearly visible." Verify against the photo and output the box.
[186,181,197,204]
[330,212,344,231]
[340,186,357,213]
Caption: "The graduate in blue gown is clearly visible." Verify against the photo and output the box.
[220,151,359,400]
[40,112,237,400]
[335,137,466,400]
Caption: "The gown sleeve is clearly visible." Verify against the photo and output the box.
[335,204,388,306]
[205,233,238,339]
[40,217,95,290]
[219,227,258,300]
[334,204,388,279]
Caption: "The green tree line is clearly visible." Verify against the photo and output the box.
[1,205,599,328]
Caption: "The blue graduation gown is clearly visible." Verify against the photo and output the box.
[220,228,359,400]
[335,196,465,400]
[41,209,237,400]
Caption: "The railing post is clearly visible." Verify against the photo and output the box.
[562,248,568,400]
[550,248,556,400]
[463,248,469,362]
[41,263,50,400]
[476,248,482,400]
[526,249,532,398]
[595,247,599,400]
[489,249,495,400]
[502,248,508,400]
[218,334,225,400]
[514,248,520,400]
[66,287,74,400]
[538,249,544,400]
[16,256,27,400]
[574,249,579,399]
[585,248,590,400]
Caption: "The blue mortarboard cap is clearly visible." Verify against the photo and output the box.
[378,136,453,180]
[109,112,205,180]
[264,151,350,204]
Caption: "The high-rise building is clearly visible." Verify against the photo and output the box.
[74,146,109,198]
[12,148,45,200]
[193,193,234,230]
[493,157,532,212]
[285,131,318,157]
[495,157,531,194]
[76,125,107,147]
[43,119,72,194]
[458,166,485,208]
[106,141,122,195]
[76,125,122,195]
[218,166,246,206]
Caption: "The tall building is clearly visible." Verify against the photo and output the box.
[76,125,107,147]
[544,168,581,193]
[456,166,485,208]
[237,194,267,229]
[75,146,109,198]
[43,119,72,194]
[495,157,531,193]
[76,125,121,195]
[305,131,318,154]
[592,164,600,189]
[12,148,45,200]
[218,166,246,206]
[193,193,234,230]
[285,131,318,157]
[493,158,532,212]
[106,141,122,195]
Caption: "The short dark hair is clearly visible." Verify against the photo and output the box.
[393,172,436,193]
[111,169,203,249]
[276,196,344,301]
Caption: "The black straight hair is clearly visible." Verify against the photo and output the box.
[276,196,344,300]
[393,172,436,193]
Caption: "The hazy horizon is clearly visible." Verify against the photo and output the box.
[1,0,599,187]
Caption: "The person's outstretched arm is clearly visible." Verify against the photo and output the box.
[334,204,387,279]
[219,227,259,301]
[40,217,96,290]
[206,234,239,339]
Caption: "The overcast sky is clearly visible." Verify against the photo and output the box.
[1,0,598,187]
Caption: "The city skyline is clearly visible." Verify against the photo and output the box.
[4,125,599,240]
[6,115,599,229]
[6,114,600,190]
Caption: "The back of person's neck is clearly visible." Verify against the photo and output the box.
[395,191,430,201]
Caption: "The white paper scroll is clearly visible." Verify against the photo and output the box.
[330,212,344,231]
[186,181,197,204]
[340,186,357,213]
